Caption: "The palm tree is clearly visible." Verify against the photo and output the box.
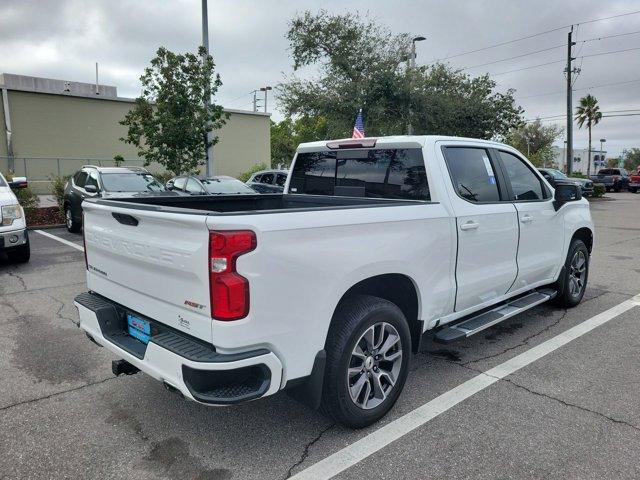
[575,94,603,176]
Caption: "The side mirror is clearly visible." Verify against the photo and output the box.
[85,184,98,194]
[553,181,581,211]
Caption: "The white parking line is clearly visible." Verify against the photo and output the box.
[291,294,640,480]
[33,229,84,252]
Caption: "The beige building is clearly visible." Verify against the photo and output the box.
[0,73,270,193]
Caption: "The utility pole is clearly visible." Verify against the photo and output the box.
[202,0,215,176]
[260,86,272,113]
[565,26,575,175]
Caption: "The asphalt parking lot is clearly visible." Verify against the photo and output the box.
[1,192,639,480]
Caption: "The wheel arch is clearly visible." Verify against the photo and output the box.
[571,227,593,254]
[330,273,422,353]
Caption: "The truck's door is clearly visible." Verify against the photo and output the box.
[440,145,519,312]
[495,149,564,289]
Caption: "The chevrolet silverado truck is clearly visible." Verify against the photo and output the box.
[0,172,30,263]
[74,136,593,428]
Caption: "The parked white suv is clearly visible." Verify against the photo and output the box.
[74,136,593,427]
[0,172,30,263]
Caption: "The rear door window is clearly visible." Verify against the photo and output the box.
[173,176,187,191]
[443,147,500,202]
[275,173,287,186]
[74,171,87,188]
[290,149,429,200]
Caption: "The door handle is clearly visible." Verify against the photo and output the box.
[520,214,533,224]
[460,221,479,231]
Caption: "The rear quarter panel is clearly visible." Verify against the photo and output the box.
[207,203,455,383]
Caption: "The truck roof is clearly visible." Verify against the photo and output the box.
[296,135,506,152]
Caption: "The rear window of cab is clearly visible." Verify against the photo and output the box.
[289,149,429,201]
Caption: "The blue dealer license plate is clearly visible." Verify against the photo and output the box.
[127,314,151,344]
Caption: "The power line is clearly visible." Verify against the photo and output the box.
[580,45,640,59]
[460,44,564,70]
[525,108,640,122]
[518,78,640,100]
[426,9,640,63]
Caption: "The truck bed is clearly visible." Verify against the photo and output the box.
[88,193,427,216]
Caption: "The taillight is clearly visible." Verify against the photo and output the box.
[82,211,88,270]
[209,230,256,320]
[613,175,621,181]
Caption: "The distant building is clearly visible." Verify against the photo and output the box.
[0,73,270,192]
[551,145,608,174]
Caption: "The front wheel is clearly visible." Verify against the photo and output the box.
[321,295,412,428]
[8,235,30,263]
[629,187,638,194]
[554,239,589,307]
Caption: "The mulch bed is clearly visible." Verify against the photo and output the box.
[26,206,65,228]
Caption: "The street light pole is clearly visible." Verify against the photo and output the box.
[407,36,426,136]
[260,86,272,113]
[201,0,215,176]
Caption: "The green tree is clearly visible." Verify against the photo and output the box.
[622,148,640,172]
[506,119,563,167]
[120,46,227,175]
[575,94,602,176]
[277,11,523,139]
[270,115,329,167]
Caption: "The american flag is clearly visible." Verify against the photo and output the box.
[352,109,365,139]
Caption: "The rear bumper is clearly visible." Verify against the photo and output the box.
[0,228,27,250]
[74,292,283,405]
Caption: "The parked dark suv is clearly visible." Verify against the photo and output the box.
[246,169,288,193]
[63,166,165,232]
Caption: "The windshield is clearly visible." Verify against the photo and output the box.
[100,173,165,192]
[202,178,256,194]
[547,169,567,180]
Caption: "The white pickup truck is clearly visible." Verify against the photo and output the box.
[74,136,593,427]
[0,173,30,263]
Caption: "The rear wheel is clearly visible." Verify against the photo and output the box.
[65,206,81,233]
[629,187,638,193]
[554,239,589,307]
[321,295,411,428]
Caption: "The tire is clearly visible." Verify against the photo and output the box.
[613,186,620,193]
[554,239,589,308]
[605,187,611,192]
[65,206,81,233]
[8,235,30,264]
[321,295,412,428]
[629,187,638,194]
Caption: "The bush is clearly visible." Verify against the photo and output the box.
[570,172,585,178]
[49,175,70,215]
[592,184,605,198]
[152,171,174,185]
[113,154,124,167]
[14,187,39,215]
[238,163,269,183]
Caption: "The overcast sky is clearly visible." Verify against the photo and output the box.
[1,0,639,156]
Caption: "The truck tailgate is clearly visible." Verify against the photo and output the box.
[82,201,213,342]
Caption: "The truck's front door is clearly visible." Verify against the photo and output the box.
[441,145,519,312]
[496,150,564,289]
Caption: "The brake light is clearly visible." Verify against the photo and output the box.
[82,211,88,270]
[613,175,621,181]
[209,230,256,320]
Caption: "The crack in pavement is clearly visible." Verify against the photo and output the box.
[0,376,119,413]
[6,268,27,291]
[431,355,640,434]
[43,292,80,327]
[283,423,335,479]
[0,281,86,298]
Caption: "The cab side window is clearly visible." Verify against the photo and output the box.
[498,151,547,201]
[260,173,275,184]
[443,147,500,203]
[275,173,287,187]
